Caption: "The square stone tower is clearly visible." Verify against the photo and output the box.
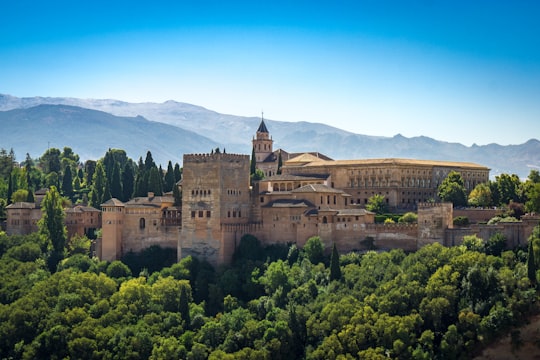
[179,152,251,264]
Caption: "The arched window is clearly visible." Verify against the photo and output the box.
[139,218,145,229]
[322,216,328,224]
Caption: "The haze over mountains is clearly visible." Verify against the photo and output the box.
[1,94,538,179]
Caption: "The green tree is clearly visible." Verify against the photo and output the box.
[525,182,540,213]
[174,163,182,183]
[527,238,537,286]
[250,146,256,177]
[148,166,163,195]
[40,148,62,174]
[329,243,341,281]
[366,194,388,214]
[304,236,324,264]
[164,161,175,193]
[277,150,283,175]
[398,212,418,223]
[468,182,492,207]
[495,173,521,206]
[61,165,74,199]
[173,182,182,206]
[179,284,191,327]
[89,162,107,209]
[84,160,96,186]
[438,171,467,206]
[122,162,135,202]
[110,162,122,199]
[10,189,29,203]
[38,186,67,271]
[485,232,506,256]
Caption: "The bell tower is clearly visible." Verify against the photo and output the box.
[252,112,273,163]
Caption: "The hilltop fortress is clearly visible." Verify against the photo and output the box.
[96,119,538,265]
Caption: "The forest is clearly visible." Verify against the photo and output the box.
[1,147,540,359]
[1,227,540,359]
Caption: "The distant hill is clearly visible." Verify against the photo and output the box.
[0,104,219,166]
[1,94,539,178]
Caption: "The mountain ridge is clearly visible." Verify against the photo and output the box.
[1,94,538,178]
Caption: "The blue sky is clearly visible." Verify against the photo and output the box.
[1,1,539,146]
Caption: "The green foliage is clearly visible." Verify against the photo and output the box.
[438,171,467,206]
[121,245,177,275]
[303,236,324,264]
[398,212,418,223]
[453,216,470,227]
[329,243,341,281]
[0,222,538,359]
[468,182,492,207]
[366,194,387,214]
[38,186,67,271]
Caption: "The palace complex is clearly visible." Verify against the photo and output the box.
[6,119,539,265]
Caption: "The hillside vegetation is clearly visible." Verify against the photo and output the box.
[1,231,539,359]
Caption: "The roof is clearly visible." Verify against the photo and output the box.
[124,195,175,208]
[284,152,331,165]
[262,173,329,182]
[6,202,36,209]
[291,184,345,194]
[263,198,315,208]
[336,208,374,216]
[261,149,333,164]
[257,119,269,133]
[291,158,489,169]
[65,205,101,213]
[101,198,125,207]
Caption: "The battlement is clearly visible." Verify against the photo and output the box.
[417,202,452,209]
[364,223,418,231]
[184,153,249,163]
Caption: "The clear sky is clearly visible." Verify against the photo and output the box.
[1,0,539,146]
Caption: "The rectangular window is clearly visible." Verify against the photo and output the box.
[206,211,211,217]
[191,211,195,218]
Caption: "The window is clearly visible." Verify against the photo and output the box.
[206,210,211,217]
[139,218,146,229]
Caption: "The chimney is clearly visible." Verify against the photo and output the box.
[147,192,155,199]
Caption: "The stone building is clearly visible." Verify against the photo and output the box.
[95,119,537,265]
[178,152,252,264]
[100,193,181,261]
[65,205,101,240]
[6,188,101,239]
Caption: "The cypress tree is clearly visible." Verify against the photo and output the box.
[528,239,537,286]
[122,162,135,202]
[7,173,13,204]
[250,146,256,176]
[329,242,342,281]
[110,162,122,199]
[89,162,107,208]
[174,163,182,182]
[148,167,163,195]
[173,182,182,206]
[277,150,283,175]
[61,165,74,199]
[179,285,191,328]
[164,161,175,193]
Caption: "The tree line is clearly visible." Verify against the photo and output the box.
[0,147,183,218]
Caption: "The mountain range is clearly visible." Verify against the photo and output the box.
[1,94,538,179]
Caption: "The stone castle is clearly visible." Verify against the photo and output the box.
[5,119,537,264]
[97,119,538,265]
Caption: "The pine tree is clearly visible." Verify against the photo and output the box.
[528,238,537,286]
[38,186,67,272]
[329,242,342,281]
